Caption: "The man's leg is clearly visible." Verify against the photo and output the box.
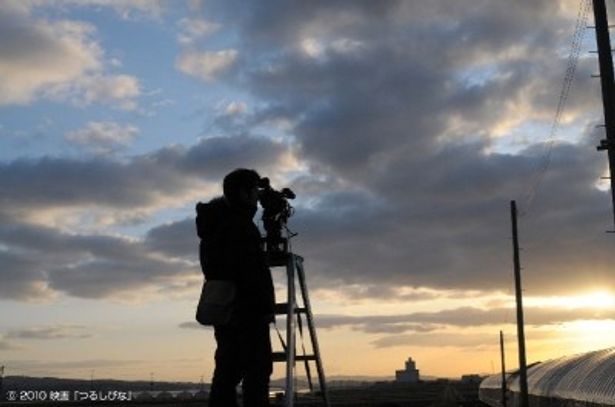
[241,321,273,407]
[209,325,242,407]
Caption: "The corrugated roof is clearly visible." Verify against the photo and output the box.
[480,347,615,406]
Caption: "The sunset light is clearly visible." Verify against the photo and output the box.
[526,291,615,309]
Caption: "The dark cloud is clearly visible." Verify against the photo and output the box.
[0,337,19,351]
[145,218,196,258]
[222,0,595,177]
[179,135,289,178]
[371,332,495,349]
[0,250,51,301]
[0,220,196,300]
[178,321,209,330]
[0,135,293,300]
[371,329,559,349]
[5,325,92,340]
[46,256,186,299]
[359,323,440,335]
[0,135,290,214]
[0,155,182,210]
[317,306,615,334]
[286,136,614,294]
[331,285,441,303]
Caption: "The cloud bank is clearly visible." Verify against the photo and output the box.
[1,0,613,308]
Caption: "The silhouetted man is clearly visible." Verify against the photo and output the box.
[196,168,275,407]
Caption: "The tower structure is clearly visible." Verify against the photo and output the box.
[395,357,420,383]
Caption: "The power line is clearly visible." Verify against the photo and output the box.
[519,0,591,217]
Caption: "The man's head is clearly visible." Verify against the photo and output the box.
[223,168,261,207]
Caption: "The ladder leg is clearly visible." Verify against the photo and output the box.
[295,257,331,407]
[296,311,314,392]
[285,254,296,407]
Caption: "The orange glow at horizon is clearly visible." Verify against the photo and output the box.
[525,290,615,309]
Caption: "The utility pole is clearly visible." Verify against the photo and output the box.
[592,0,615,230]
[500,331,507,407]
[511,200,529,407]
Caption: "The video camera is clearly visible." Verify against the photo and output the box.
[257,177,295,255]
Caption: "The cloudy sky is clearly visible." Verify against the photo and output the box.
[1,0,614,383]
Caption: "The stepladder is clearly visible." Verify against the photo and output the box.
[268,249,331,407]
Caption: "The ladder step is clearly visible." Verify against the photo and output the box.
[274,303,307,315]
[272,352,317,362]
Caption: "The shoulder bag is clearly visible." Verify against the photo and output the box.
[195,280,236,326]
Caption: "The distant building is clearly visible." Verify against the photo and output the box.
[395,357,420,383]
[461,374,482,385]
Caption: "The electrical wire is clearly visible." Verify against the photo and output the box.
[519,0,591,217]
